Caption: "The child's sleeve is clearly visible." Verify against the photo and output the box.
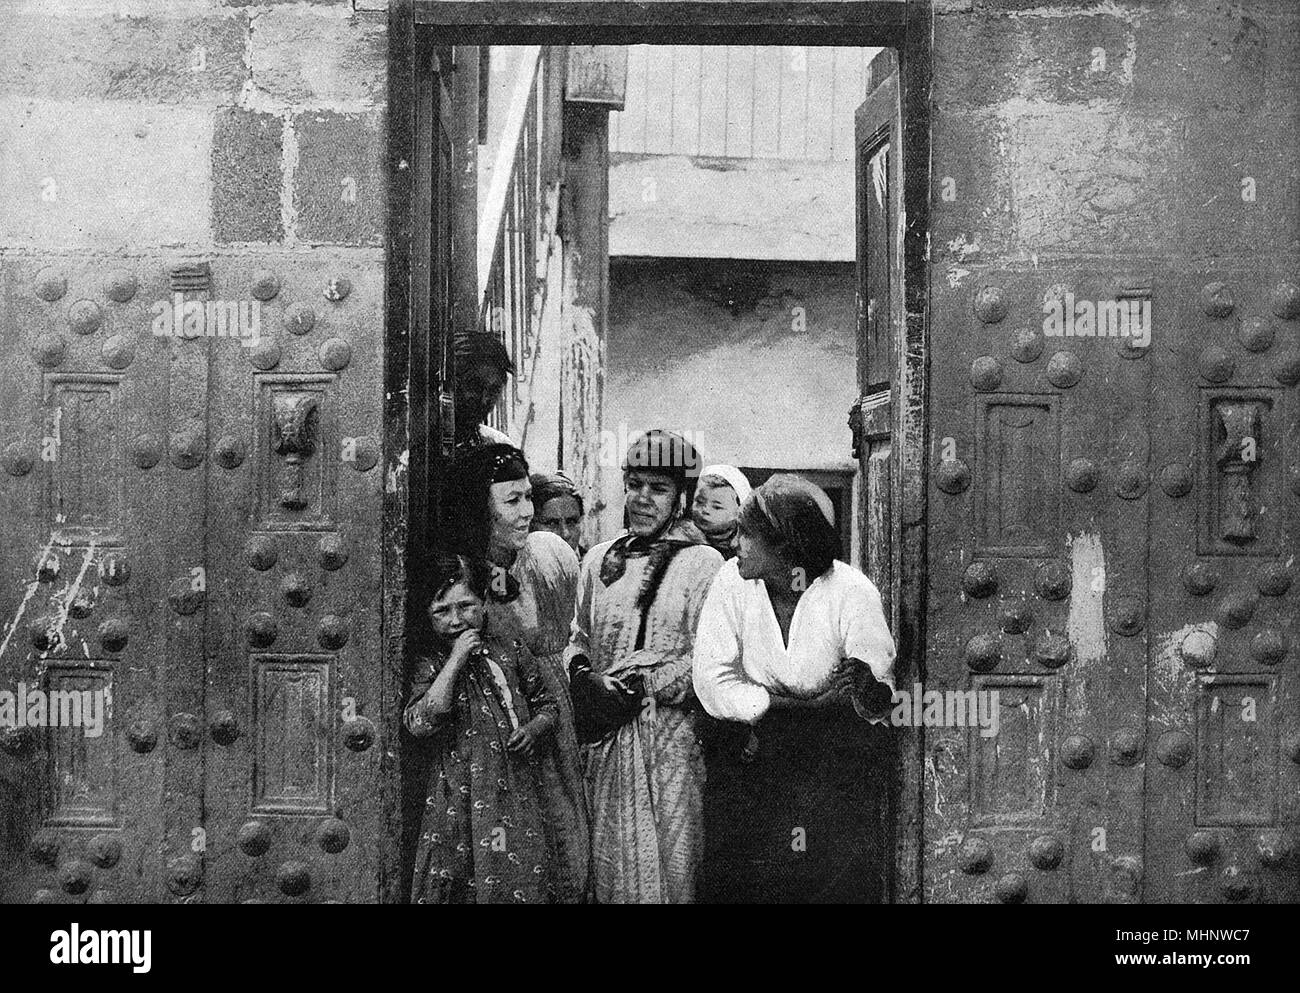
[404,657,456,737]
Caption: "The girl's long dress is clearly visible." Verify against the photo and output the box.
[567,539,724,904]
[486,531,590,903]
[405,642,557,904]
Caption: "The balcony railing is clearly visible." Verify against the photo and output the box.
[478,47,562,438]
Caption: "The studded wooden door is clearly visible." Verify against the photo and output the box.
[1143,272,1298,904]
[0,256,386,904]
[925,266,1299,904]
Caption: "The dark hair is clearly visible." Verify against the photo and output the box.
[737,474,841,580]
[443,443,530,557]
[530,471,584,516]
[622,429,705,507]
[453,333,514,377]
[430,553,491,603]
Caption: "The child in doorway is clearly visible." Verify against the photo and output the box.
[405,553,560,904]
[691,464,753,561]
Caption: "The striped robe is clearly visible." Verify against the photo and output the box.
[567,536,723,904]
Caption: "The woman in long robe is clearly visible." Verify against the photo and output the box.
[444,444,590,902]
[692,474,897,903]
[566,430,723,903]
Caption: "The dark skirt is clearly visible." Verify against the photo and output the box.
[697,707,892,904]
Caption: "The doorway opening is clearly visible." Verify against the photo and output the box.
[388,4,929,904]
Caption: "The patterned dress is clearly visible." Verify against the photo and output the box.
[486,531,590,903]
[405,639,557,904]
[567,535,724,903]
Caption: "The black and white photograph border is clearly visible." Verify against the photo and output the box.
[0,0,1297,918]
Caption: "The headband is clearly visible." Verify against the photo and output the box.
[486,448,529,485]
[699,464,753,503]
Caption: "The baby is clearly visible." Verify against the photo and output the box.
[691,464,752,560]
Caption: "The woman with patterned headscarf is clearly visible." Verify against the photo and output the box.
[442,443,589,902]
[691,474,896,903]
[566,430,723,903]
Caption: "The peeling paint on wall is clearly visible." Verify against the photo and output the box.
[1151,622,1216,725]
[1067,531,1107,665]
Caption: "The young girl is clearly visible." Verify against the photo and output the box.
[691,464,753,560]
[405,554,559,904]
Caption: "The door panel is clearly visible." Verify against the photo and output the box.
[1,260,185,903]
[203,260,385,904]
[1144,268,1299,904]
[925,264,1299,903]
[854,47,901,631]
[0,253,387,904]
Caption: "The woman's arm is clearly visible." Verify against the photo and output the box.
[507,645,557,758]
[840,569,899,722]
[850,658,897,719]
[841,572,897,688]
[515,645,558,738]
[691,562,772,723]
[766,666,856,711]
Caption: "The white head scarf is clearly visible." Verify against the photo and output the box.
[699,464,753,504]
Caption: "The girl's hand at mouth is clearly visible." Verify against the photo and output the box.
[447,629,484,667]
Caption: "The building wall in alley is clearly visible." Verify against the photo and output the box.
[600,44,869,545]
[608,45,877,261]
[598,258,857,540]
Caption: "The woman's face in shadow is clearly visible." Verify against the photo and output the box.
[624,470,679,538]
[533,494,582,554]
[488,478,534,553]
[736,525,791,586]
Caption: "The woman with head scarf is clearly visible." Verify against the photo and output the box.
[691,463,752,560]
[691,474,897,903]
[529,470,586,560]
[442,443,589,902]
[565,430,724,903]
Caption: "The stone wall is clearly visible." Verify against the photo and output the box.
[0,0,388,254]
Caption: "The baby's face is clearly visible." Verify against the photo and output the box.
[692,479,740,536]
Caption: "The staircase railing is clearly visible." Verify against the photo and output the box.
[478,46,562,438]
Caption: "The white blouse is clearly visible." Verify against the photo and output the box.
[692,559,896,724]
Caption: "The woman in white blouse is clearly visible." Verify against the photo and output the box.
[692,474,897,903]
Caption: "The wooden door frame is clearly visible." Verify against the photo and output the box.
[383,0,932,904]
